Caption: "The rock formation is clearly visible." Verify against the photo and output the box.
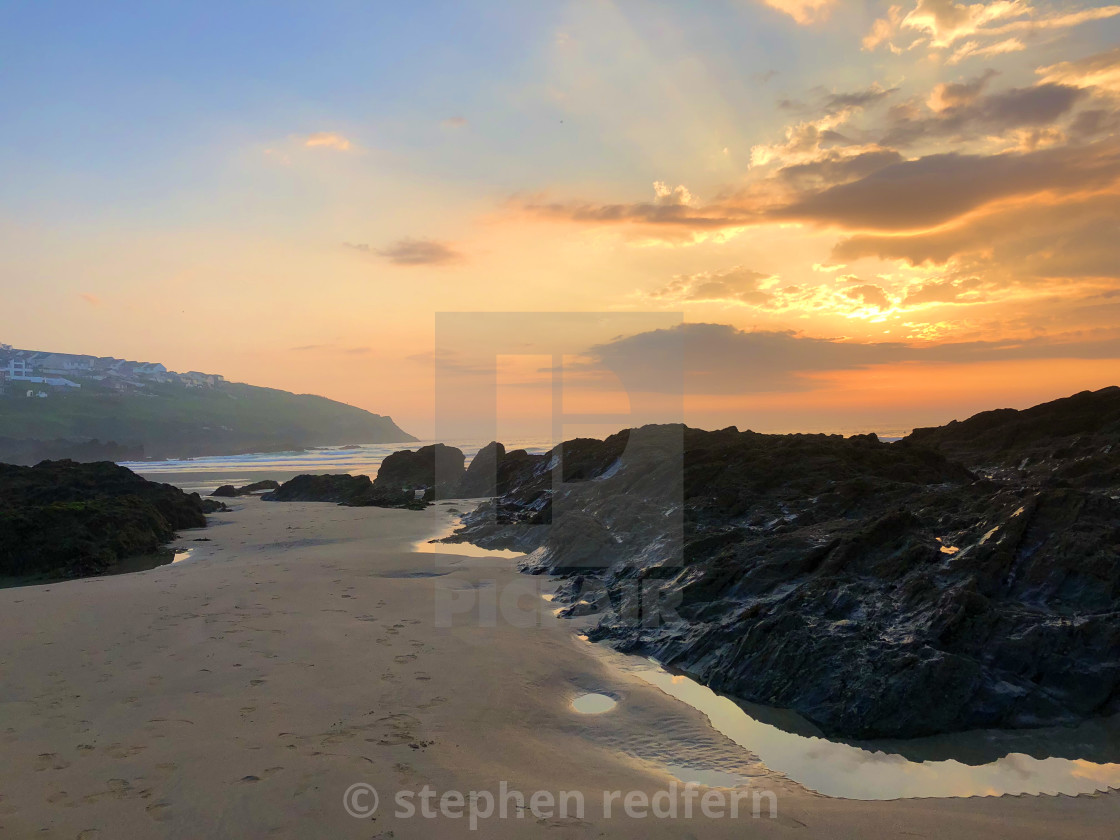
[211,480,281,497]
[447,391,1120,739]
[0,460,220,580]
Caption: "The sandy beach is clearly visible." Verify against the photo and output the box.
[1,498,1118,839]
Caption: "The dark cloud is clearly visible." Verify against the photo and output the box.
[833,192,1120,279]
[881,83,1086,147]
[927,71,997,111]
[1070,109,1120,139]
[777,149,905,190]
[776,137,1120,231]
[779,84,897,117]
[522,111,1120,238]
[347,238,463,266]
[587,323,1120,395]
[823,85,897,113]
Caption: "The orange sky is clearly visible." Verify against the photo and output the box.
[2,1,1119,438]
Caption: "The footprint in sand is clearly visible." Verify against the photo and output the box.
[104,743,146,759]
[393,653,417,664]
[82,779,132,805]
[146,801,173,822]
[35,753,71,771]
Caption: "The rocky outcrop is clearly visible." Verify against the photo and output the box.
[448,406,1120,739]
[260,474,374,504]
[262,443,468,510]
[455,441,550,498]
[211,480,281,498]
[906,386,1120,492]
[373,443,465,501]
[0,460,218,580]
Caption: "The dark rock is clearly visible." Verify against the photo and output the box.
[261,474,373,504]
[363,444,465,505]
[905,386,1120,493]
[0,460,214,580]
[447,399,1120,739]
[259,446,469,510]
[211,480,281,498]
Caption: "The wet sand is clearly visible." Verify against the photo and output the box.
[0,498,1117,838]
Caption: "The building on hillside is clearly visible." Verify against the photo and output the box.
[182,371,225,387]
[38,353,95,374]
[3,358,33,379]
[10,374,81,388]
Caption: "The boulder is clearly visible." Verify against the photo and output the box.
[0,460,215,580]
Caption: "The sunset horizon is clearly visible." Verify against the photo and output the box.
[3,1,1119,438]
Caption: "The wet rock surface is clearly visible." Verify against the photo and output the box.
[211,479,281,497]
[449,391,1120,739]
[0,460,217,580]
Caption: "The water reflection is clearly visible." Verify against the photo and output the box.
[627,660,1120,799]
[572,693,618,714]
[412,505,524,559]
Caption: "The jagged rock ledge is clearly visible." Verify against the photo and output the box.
[444,388,1120,741]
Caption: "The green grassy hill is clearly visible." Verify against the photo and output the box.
[0,380,416,461]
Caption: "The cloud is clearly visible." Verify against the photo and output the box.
[844,284,892,310]
[442,116,469,128]
[903,276,987,304]
[774,137,1120,231]
[863,4,905,49]
[758,0,836,24]
[648,267,775,306]
[881,82,1086,146]
[751,85,895,168]
[832,191,1120,287]
[927,71,997,111]
[901,0,1030,48]
[1038,47,1120,97]
[304,132,353,151]
[348,237,463,266]
[863,0,1120,59]
[523,133,1120,242]
[776,148,906,190]
[652,181,696,206]
[79,293,101,307]
[948,36,1024,64]
[587,322,1120,395]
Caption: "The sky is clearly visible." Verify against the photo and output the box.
[1,0,1119,438]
